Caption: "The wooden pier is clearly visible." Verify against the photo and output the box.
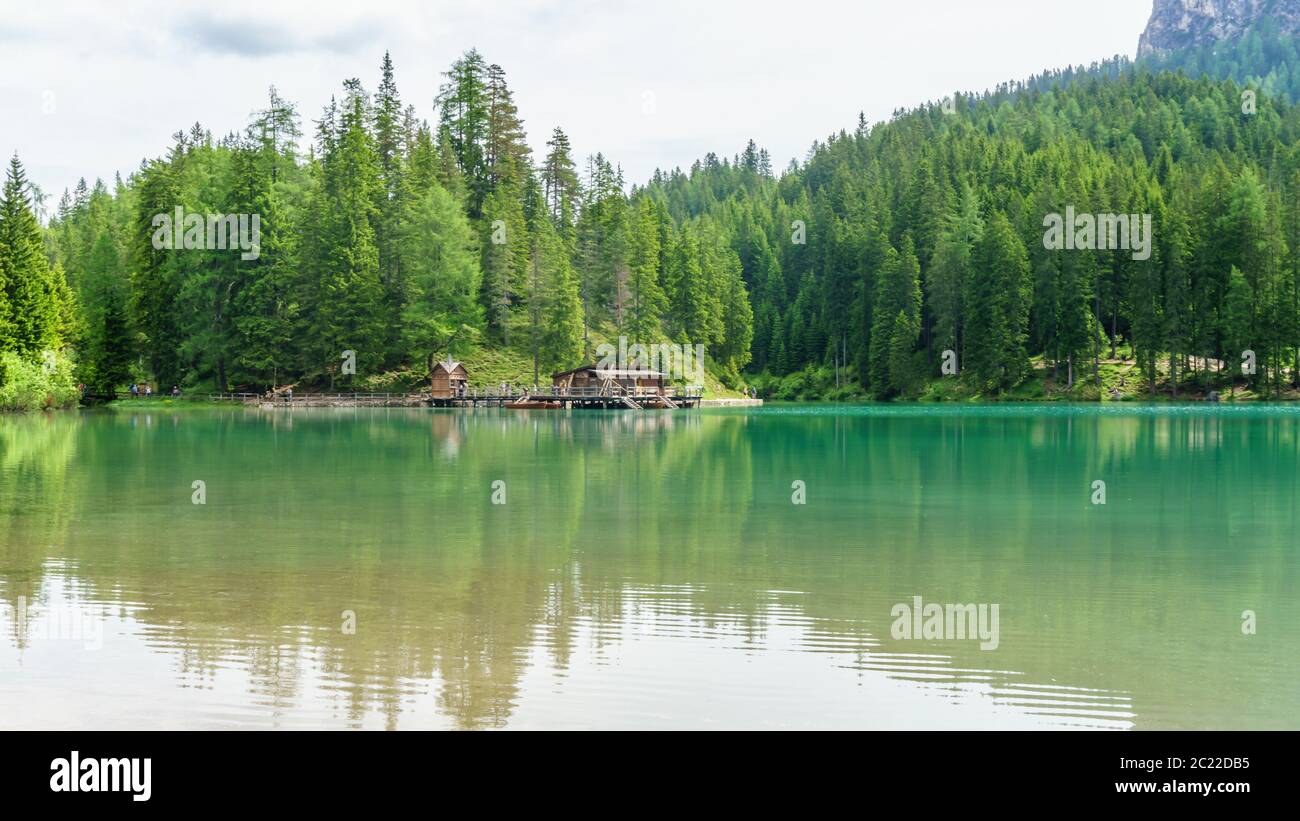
[210,392,424,408]
[429,385,704,410]
[207,385,704,410]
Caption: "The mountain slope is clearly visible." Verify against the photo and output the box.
[1138,0,1300,58]
[1140,10,1300,102]
[642,67,1300,399]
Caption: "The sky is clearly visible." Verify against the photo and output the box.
[1,0,1154,212]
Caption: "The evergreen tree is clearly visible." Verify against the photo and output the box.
[542,128,580,240]
[401,182,482,371]
[521,179,583,380]
[967,212,1030,390]
[0,155,61,357]
[869,237,921,395]
[305,85,386,386]
[131,145,185,386]
[624,196,667,343]
[1223,266,1253,398]
[372,52,408,360]
[435,50,491,215]
[928,185,982,367]
[232,181,298,390]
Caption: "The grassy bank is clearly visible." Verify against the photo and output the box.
[128,324,752,403]
[99,397,242,410]
[754,347,1295,403]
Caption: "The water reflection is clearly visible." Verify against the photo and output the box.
[0,406,1296,729]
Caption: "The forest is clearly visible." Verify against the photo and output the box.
[1144,15,1300,104]
[7,44,1300,406]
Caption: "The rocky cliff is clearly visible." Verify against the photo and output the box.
[1138,0,1300,58]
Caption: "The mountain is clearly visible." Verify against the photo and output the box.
[1136,4,1300,103]
[1138,0,1300,58]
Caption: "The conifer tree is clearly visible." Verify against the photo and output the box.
[0,155,61,357]
[625,196,667,343]
[967,212,1030,391]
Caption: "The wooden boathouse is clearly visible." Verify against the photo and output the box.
[429,359,469,400]
[545,364,697,409]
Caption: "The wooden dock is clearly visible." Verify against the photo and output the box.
[430,385,703,410]
[207,385,705,410]
[209,392,424,408]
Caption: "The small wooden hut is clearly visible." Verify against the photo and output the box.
[430,359,469,399]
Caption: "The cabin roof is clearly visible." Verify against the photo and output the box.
[551,364,666,379]
[431,359,467,376]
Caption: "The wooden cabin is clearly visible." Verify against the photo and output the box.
[551,364,666,397]
[430,359,469,399]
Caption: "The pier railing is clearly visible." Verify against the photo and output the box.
[203,385,706,406]
[208,392,412,404]
[541,385,703,399]
[208,393,263,402]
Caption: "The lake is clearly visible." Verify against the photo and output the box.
[1,404,1296,729]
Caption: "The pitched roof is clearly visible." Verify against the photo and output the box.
[551,364,666,379]
[432,359,466,374]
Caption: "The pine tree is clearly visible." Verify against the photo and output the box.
[95,269,133,397]
[232,181,298,390]
[573,154,629,337]
[1223,266,1253,398]
[435,50,491,215]
[131,144,185,386]
[624,196,667,343]
[1161,192,1194,397]
[665,224,718,347]
[484,63,530,192]
[967,212,1031,391]
[869,237,921,396]
[247,86,301,183]
[0,155,61,357]
[521,180,583,381]
[80,226,127,382]
[434,126,468,205]
[401,182,482,371]
[1129,185,1167,397]
[542,128,580,240]
[927,185,982,367]
[718,257,754,380]
[372,52,408,361]
[888,309,919,396]
[305,86,386,386]
[479,175,527,344]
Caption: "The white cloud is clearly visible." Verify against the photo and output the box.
[1,0,1153,204]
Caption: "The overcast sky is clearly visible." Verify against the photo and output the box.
[2,0,1154,209]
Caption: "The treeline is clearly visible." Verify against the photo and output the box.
[44,50,754,397]
[0,157,79,408]
[22,50,1300,403]
[637,66,1300,397]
